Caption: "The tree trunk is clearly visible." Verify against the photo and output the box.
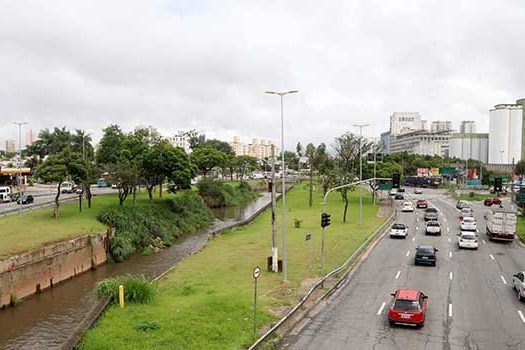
[342,189,348,223]
[78,193,82,212]
[309,169,313,207]
[86,185,92,208]
[132,185,137,205]
[55,182,61,220]
[159,182,163,198]
[147,185,153,200]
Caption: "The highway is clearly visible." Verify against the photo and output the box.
[285,189,525,350]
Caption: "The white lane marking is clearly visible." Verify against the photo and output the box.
[449,272,453,280]
[444,217,447,222]
[412,237,415,242]
[395,270,401,279]
[449,251,452,258]
[501,275,507,285]
[482,239,486,244]
[448,303,453,317]
[377,302,386,315]
[518,310,525,324]
[406,250,411,257]
[489,254,495,260]
[447,227,450,233]
[476,229,480,233]
[448,238,451,242]
[417,218,420,222]
[416,226,419,231]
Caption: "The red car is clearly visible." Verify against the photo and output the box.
[492,197,502,205]
[484,197,502,206]
[388,289,428,327]
[416,199,428,209]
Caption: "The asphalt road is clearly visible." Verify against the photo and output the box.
[285,189,525,350]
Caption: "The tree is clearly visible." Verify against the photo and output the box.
[235,155,259,181]
[35,150,86,219]
[185,129,204,150]
[71,129,94,160]
[27,127,73,159]
[190,146,227,177]
[96,125,126,165]
[305,143,329,207]
[283,151,300,171]
[516,161,525,177]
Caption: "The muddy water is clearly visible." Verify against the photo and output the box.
[0,193,271,350]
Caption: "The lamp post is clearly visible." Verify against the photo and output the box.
[353,123,369,225]
[265,90,298,282]
[12,122,28,216]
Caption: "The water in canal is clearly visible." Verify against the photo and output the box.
[0,193,271,350]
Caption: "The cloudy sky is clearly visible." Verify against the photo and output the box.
[1,0,524,150]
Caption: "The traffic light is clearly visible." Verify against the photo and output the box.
[321,212,331,228]
[392,173,401,188]
[494,176,503,193]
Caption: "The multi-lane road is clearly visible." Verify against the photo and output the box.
[285,189,525,350]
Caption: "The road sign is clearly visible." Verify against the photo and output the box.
[439,167,457,175]
[253,266,261,279]
[379,183,392,191]
[466,179,481,186]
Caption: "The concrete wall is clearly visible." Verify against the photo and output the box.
[0,233,107,308]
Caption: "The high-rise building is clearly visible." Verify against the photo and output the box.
[488,102,524,164]
[389,112,426,135]
[389,130,450,156]
[460,121,476,134]
[5,140,16,153]
[449,133,488,162]
[430,121,453,133]
[167,131,193,154]
[230,136,278,160]
[25,129,34,147]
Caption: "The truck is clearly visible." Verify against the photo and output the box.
[0,186,12,203]
[60,181,76,194]
[485,207,517,241]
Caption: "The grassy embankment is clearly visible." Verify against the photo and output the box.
[454,192,487,202]
[81,183,388,350]
[517,216,525,242]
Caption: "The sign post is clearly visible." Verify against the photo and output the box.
[253,266,260,339]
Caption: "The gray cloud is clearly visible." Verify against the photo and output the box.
[1,0,524,150]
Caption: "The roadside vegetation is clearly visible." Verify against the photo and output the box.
[96,275,156,305]
[80,184,387,350]
[454,192,487,202]
[196,179,259,208]
[517,216,525,242]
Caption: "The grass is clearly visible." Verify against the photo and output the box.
[81,182,387,350]
[517,216,525,242]
[0,190,179,259]
[454,193,487,202]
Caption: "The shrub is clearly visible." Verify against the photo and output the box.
[196,178,259,208]
[95,275,156,304]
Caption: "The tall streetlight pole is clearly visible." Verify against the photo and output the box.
[13,122,28,216]
[353,123,369,225]
[265,90,298,282]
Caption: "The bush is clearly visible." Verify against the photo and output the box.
[196,179,259,208]
[95,275,156,304]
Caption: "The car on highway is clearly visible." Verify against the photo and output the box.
[459,207,474,220]
[425,220,441,235]
[390,223,408,238]
[414,245,438,266]
[389,189,397,196]
[424,207,439,221]
[484,197,502,207]
[512,272,525,302]
[401,201,414,212]
[458,231,478,249]
[416,199,428,209]
[388,289,428,327]
[456,200,469,209]
[394,193,404,200]
[414,189,423,194]
[398,188,405,193]
[460,216,477,231]
[16,195,34,205]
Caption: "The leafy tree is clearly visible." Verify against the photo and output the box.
[190,146,227,177]
[185,129,205,150]
[96,125,126,165]
[516,160,525,177]
[35,150,86,219]
[235,155,259,181]
[71,129,94,160]
[305,143,329,206]
[27,127,73,159]
[201,139,235,156]
[283,151,300,171]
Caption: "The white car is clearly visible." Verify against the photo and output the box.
[458,231,478,249]
[390,223,408,238]
[414,189,423,194]
[425,220,441,235]
[401,201,414,212]
[389,189,397,196]
[460,217,477,231]
[512,271,525,301]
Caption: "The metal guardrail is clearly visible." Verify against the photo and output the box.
[247,211,395,350]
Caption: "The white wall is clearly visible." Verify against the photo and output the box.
[488,106,523,164]
[449,136,488,162]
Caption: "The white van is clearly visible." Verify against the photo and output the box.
[0,186,12,202]
[60,181,76,194]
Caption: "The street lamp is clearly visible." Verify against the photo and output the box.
[12,121,28,216]
[353,123,369,225]
[265,90,299,282]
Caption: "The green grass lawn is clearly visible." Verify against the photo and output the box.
[0,190,177,259]
[517,216,525,242]
[81,182,387,350]
[454,193,487,202]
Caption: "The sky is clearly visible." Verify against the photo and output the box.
[1,0,525,151]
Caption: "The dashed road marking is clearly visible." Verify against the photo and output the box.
[416,226,419,231]
[449,304,453,317]
[518,310,525,324]
[449,251,452,258]
[417,218,420,222]
[447,227,450,233]
[395,270,401,279]
[377,302,386,315]
[412,237,415,242]
[449,272,453,280]
[490,254,495,260]
[476,229,480,233]
[406,250,410,257]
[501,275,507,285]
[482,239,486,244]
[448,238,451,242]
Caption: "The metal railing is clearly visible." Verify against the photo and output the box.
[248,210,394,350]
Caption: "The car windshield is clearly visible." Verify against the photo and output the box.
[426,208,437,213]
[461,208,472,213]
[463,217,475,223]
[393,224,405,229]
[393,299,420,312]
[461,234,476,240]
[417,247,435,255]
[428,221,439,226]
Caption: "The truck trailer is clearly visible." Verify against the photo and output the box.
[485,207,517,241]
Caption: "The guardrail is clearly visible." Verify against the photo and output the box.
[247,210,395,350]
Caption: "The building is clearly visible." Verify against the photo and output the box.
[380,131,390,154]
[25,129,34,147]
[460,121,476,134]
[389,130,451,156]
[430,121,453,133]
[449,133,488,163]
[488,102,524,165]
[389,112,426,135]
[5,140,16,153]
[167,131,192,154]
[230,136,278,160]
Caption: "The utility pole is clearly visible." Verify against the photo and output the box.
[373,145,377,206]
[13,122,27,216]
[270,145,278,272]
[353,123,369,225]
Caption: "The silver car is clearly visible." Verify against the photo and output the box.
[512,272,525,301]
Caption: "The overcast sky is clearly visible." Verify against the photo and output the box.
[1,0,524,150]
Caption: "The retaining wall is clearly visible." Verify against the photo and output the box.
[0,233,108,308]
